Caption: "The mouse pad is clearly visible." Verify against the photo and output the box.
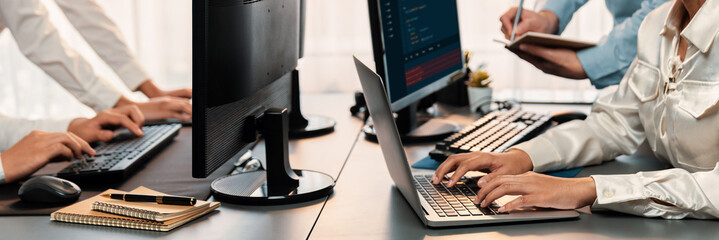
[0,127,235,216]
[411,156,583,178]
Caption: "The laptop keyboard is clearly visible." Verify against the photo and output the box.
[414,175,506,217]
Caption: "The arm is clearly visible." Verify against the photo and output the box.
[591,166,719,219]
[0,0,123,112]
[512,59,646,172]
[576,0,669,89]
[53,0,149,92]
[540,0,589,34]
[54,0,192,99]
[0,115,74,152]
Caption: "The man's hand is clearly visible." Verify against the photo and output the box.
[500,8,559,40]
[135,96,192,121]
[510,44,589,79]
[474,172,597,213]
[432,149,534,188]
[138,79,192,99]
[0,131,94,183]
[68,105,145,143]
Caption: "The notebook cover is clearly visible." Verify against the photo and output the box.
[51,187,220,231]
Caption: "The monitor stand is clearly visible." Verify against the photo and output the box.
[363,102,460,143]
[288,69,336,138]
[210,108,334,205]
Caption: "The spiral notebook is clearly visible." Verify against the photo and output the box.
[51,187,220,232]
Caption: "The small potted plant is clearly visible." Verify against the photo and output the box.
[466,67,493,114]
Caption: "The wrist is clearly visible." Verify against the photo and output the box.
[577,177,598,207]
[115,95,136,107]
[538,10,559,34]
[138,79,164,98]
[506,149,534,172]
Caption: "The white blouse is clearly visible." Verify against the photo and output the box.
[513,0,719,219]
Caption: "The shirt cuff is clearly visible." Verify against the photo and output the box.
[577,41,624,89]
[591,174,645,206]
[36,118,77,133]
[510,137,562,172]
[541,1,582,34]
[115,59,151,91]
[0,154,5,184]
[81,76,123,112]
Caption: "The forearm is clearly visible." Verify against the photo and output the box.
[0,116,74,151]
[540,0,589,34]
[54,0,151,91]
[592,165,719,219]
[0,0,123,111]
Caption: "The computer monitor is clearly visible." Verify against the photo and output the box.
[193,0,333,205]
[367,0,465,142]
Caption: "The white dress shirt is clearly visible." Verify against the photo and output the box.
[513,0,719,219]
[0,0,121,112]
[54,0,151,91]
[0,0,152,112]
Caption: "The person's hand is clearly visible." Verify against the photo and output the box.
[474,171,597,213]
[510,44,588,79]
[500,7,559,40]
[68,105,145,142]
[135,96,192,121]
[138,79,192,99]
[432,149,534,188]
[0,131,95,183]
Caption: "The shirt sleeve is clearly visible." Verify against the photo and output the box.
[54,0,151,91]
[0,0,122,112]
[540,0,589,34]
[591,164,719,219]
[0,115,74,152]
[511,59,646,173]
[576,0,668,89]
[0,154,5,184]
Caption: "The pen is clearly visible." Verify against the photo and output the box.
[102,193,197,206]
[510,0,525,42]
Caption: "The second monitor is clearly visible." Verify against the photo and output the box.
[366,0,465,142]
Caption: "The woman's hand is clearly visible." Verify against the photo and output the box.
[68,105,145,142]
[500,8,559,39]
[0,131,94,183]
[432,149,534,187]
[475,172,597,212]
[509,44,588,80]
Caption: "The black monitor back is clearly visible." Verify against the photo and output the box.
[193,0,298,178]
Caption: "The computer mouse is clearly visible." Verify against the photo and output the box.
[18,176,81,203]
[550,111,587,124]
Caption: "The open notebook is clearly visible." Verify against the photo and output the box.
[51,187,220,232]
[494,32,596,51]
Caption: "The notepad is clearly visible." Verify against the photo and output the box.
[51,187,220,232]
[494,32,596,51]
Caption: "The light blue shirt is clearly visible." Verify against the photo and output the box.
[542,0,669,89]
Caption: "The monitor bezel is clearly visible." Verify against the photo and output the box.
[368,0,465,112]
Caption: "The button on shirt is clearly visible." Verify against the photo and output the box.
[542,0,669,89]
[514,1,719,219]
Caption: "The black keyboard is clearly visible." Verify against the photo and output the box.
[430,107,551,161]
[56,124,182,181]
[414,175,505,217]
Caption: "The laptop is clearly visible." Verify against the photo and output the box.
[352,56,579,227]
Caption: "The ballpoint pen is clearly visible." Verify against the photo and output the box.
[510,0,525,42]
[102,193,197,206]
